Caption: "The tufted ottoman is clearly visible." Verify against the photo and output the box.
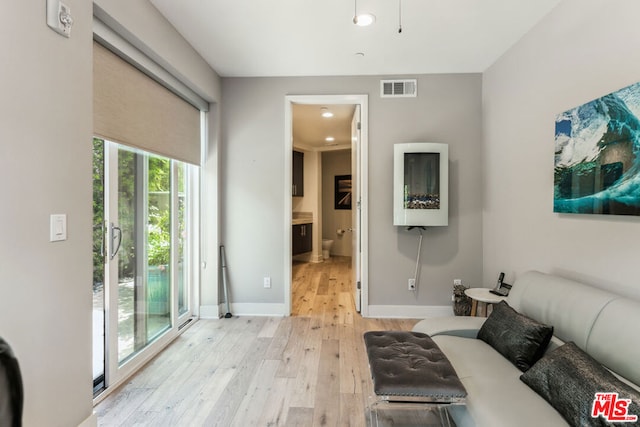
[363,331,467,426]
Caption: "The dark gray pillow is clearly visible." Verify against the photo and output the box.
[521,342,640,427]
[477,300,553,371]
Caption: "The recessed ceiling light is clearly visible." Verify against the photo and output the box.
[353,13,375,26]
[325,137,335,142]
[321,107,334,118]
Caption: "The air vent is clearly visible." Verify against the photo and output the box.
[380,79,417,98]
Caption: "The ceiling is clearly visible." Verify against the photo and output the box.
[292,104,356,151]
[148,1,560,149]
[149,0,561,78]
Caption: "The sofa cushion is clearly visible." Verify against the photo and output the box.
[433,335,568,427]
[507,271,616,349]
[586,298,640,387]
[477,301,553,371]
[521,342,640,427]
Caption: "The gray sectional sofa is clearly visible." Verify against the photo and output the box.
[412,270,640,427]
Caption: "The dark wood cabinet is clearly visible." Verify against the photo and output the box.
[292,150,304,197]
[292,223,312,255]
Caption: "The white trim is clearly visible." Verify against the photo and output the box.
[78,412,98,427]
[229,303,287,317]
[284,95,369,316]
[366,305,454,319]
[200,304,220,319]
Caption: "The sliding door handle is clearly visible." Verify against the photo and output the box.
[109,222,122,260]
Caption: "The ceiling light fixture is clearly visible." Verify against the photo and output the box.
[353,0,375,26]
[321,107,334,118]
[325,136,335,142]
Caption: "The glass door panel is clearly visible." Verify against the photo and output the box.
[116,148,139,363]
[147,157,171,340]
[94,138,196,397]
[177,162,188,316]
[92,138,106,395]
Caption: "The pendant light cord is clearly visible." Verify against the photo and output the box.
[398,0,403,33]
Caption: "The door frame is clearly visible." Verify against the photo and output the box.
[283,94,369,317]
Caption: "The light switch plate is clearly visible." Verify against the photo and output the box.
[50,214,67,242]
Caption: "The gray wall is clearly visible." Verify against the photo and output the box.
[221,74,483,309]
[322,150,353,257]
[0,2,220,425]
[1,2,94,426]
[482,0,640,298]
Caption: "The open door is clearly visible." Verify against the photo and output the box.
[351,105,362,312]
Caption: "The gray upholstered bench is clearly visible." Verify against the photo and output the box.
[364,331,467,426]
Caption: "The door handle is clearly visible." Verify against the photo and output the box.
[109,222,122,260]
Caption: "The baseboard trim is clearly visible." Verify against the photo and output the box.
[206,302,288,317]
[78,412,98,427]
[228,303,287,316]
[199,304,220,319]
[367,305,453,319]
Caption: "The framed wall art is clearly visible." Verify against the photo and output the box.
[334,175,352,210]
[554,81,640,216]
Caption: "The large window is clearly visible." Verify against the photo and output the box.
[92,138,197,395]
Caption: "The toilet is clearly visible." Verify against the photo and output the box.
[322,239,334,260]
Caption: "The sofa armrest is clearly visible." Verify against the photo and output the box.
[412,316,487,339]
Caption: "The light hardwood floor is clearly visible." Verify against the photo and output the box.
[95,257,418,426]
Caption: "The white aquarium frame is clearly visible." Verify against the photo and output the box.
[393,143,449,227]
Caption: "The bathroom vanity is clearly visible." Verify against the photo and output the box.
[292,223,312,255]
[292,212,313,256]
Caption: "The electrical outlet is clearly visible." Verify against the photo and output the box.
[453,279,462,286]
[408,278,416,291]
[263,276,271,288]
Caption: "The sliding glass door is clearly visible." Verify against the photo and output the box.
[93,138,196,396]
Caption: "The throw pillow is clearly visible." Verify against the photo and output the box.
[477,300,553,371]
[521,342,640,427]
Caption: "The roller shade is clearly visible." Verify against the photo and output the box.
[93,41,201,165]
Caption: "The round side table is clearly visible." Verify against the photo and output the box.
[464,288,507,317]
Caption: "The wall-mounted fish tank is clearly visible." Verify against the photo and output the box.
[393,143,448,227]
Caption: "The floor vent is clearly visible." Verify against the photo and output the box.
[380,79,417,98]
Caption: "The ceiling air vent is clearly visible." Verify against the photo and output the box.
[380,79,417,98]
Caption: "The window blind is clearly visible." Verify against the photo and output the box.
[93,41,201,165]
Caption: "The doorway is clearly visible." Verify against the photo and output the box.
[284,95,369,317]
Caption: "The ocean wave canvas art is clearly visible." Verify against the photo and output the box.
[554,81,640,215]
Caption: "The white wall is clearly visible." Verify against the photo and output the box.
[483,0,640,298]
[322,150,353,257]
[0,2,220,426]
[221,74,483,310]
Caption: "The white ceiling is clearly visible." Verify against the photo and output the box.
[148,0,560,149]
[293,104,356,151]
[149,0,561,78]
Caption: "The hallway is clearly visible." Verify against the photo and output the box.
[291,256,355,317]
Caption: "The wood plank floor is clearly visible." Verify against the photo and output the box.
[95,257,419,426]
